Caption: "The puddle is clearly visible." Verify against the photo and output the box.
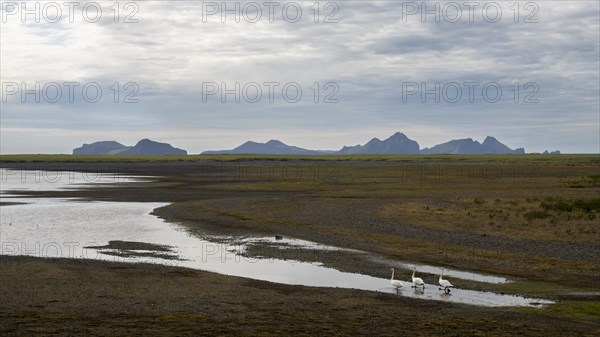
[0,169,552,307]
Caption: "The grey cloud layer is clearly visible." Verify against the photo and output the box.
[1,1,598,153]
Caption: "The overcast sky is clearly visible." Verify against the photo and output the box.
[1,1,599,154]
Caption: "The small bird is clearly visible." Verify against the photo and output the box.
[438,268,453,294]
[411,266,425,290]
[390,268,403,293]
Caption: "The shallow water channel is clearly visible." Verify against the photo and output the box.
[0,169,552,307]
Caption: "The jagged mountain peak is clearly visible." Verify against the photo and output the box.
[388,132,409,139]
[338,133,420,155]
[266,140,286,146]
[422,137,523,154]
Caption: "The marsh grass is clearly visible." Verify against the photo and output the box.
[522,301,600,322]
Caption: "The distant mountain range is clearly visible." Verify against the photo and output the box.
[421,136,525,155]
[74,133,557,155]
[338,132,420,155]
[202,140,334,155]
[202,133,526,155]
[73,139,187,155]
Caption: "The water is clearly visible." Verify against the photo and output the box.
[369,256,509,284]
[0,169,552,307]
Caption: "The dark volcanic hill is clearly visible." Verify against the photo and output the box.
[74,133,532,156]
[201,133,527,155]
[338,132,420,155]
[481,136,525,154]
[119,139,187,155]
[72,141,131,155]
[202,140,331,155]
[421,136,524,154]
[73,139,187,155]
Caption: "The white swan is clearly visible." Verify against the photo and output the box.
[390,268,403,293]
[438,268,453,293]
[411,266,425,290]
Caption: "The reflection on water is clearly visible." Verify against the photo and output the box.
[0,169,552,307]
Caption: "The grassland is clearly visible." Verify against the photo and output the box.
[1,153,598,163]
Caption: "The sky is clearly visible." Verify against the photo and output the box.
[1,0,599,154]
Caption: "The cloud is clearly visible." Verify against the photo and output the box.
[1,1,598,153]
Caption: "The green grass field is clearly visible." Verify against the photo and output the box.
[1,153,598,163]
